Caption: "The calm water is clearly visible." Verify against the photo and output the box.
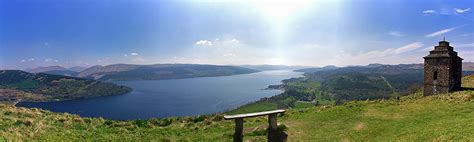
[17,70,302,120]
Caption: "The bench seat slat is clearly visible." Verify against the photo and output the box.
[224,109,285,120]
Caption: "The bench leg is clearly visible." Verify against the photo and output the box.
[234,118,243,142]
[268,113,278,142]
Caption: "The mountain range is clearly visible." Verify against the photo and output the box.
[298,62,474,73]
[26,64,259,81]
[22,62,474,81]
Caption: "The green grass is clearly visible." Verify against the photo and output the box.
[315,98,335,105]
[0,75,473,141]
[287,82,320,89]
[228,101,278,115]
[293,101,314,109]
[282,91,474,141]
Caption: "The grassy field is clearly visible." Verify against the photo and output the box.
[287,82,320,89]
[1,75,473,141]
[293,101,314,109]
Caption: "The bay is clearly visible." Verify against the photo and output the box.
[16,70,302,120]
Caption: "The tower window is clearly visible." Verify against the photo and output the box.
[433,71,438,80]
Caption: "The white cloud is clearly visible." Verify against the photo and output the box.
[422,8,470,16]
[229,39,239,44]
[393,42,424,54]
[185,37,277,65]
[123,53,139,56]
[422,10,436,14]
[455,8,471,13]
[21,58,35,63]
[44,58,59,62]
[333,42,424,65]
[425,27,457,38]
[195,40,213,47]
[388,31,404,37]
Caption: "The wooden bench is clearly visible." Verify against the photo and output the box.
[224,109,286,142]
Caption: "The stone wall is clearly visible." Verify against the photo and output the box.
[424,58,451,96]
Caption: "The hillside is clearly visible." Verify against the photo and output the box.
[68,66,88,72]
[0,70,131,102]
[26,66,69,73]
[236,64,426,111]
[274,64,474,106]
[25,66,83,77]
[41,70,79,77]
[0,75,473,141]
[77,64,259,81]
[297,62,474,74]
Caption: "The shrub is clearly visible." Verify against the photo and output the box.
[134,120,149,127]
[211,115,224,121]
[158,118,173,127]
[193,115,206,123]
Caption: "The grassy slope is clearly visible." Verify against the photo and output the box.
[1,75,473,141]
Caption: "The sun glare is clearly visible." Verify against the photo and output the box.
[250,0,311,22]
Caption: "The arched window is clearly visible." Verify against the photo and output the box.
[433,71,438,81]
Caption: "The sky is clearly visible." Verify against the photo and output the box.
[0,0,473,69]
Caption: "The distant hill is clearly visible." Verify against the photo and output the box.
[26,66,69,73]
[298,62,472,73]
[464,62,474,71]
[298,64,425,102]
[77,64,259,81]
[239,65,309,71]
[69,66,87,72]
[76,64,141,78]
[26,66,80,76]
[23,64,259,81]
[0,70,131,102]
[42,70,79,77]
[294,65,339,73]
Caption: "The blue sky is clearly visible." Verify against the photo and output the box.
[0,0,473,69]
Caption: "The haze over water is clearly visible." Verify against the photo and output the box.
[17,70,302,120]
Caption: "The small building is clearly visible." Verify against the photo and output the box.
[423,40,463,96]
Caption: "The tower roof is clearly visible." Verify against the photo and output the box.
[423,40,462,59]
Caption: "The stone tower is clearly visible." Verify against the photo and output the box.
[423,40,463,96]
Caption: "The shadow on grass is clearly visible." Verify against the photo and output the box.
[459,87,474,91]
